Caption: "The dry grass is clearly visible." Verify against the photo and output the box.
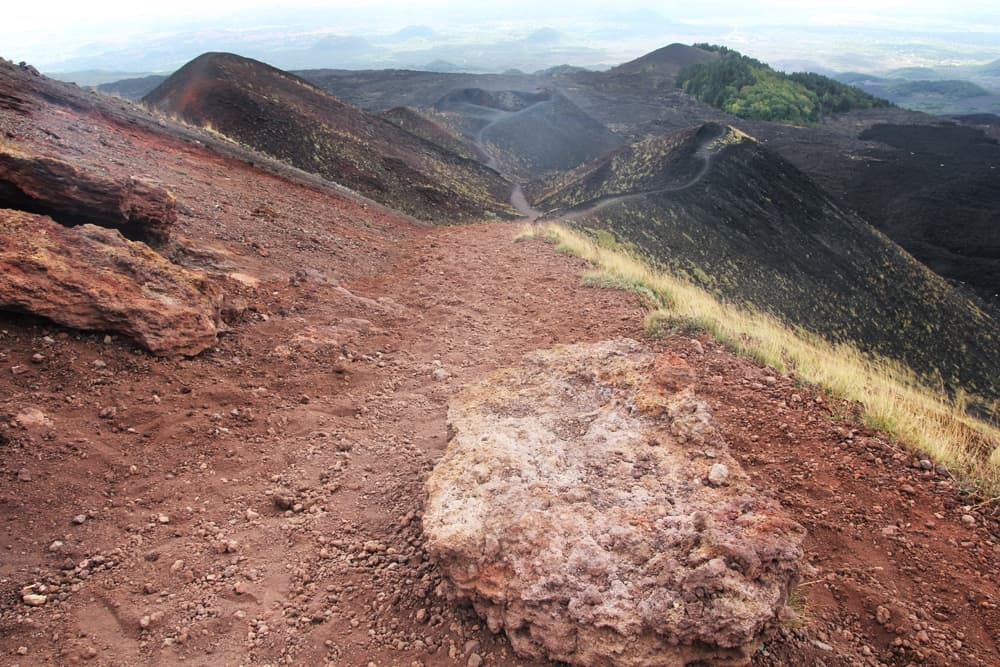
[517,222,1000,494]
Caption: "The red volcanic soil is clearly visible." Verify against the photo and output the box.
[0,62,998,666]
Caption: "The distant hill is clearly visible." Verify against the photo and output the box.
[97,74,168,101]
[980,59,1000,76]
[833,72,995,113]
[532,123,1000,402]
[677,46,890,123]
[48,70,157,86]
[534,64,590,77]
[887,67,945,80]
[610,43,718,79]
[143,53,515,222]
[888,80,990,97]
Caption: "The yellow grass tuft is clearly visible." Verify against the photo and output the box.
[517,222,1000,494]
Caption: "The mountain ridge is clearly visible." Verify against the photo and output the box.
[536,122,1000,405]
[143,52,517,222]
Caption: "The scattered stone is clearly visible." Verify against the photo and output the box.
[707,463,730,486]
[157,514,170,524]
[80,645,98,660]
[961,514,976,527]
[425,339,805,667]
[17,468,31,482]
[22,593,47,606]
[71,514,87,525]
[876,605,892,625]
[48,540,63,552]
[99,407,116,419]
[432,368,451,381]
[0,210,221,356]
[272,489,295,511]
[14,408,51,429]
[919,459,934,470]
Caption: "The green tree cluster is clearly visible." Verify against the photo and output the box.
[678,45,891,123]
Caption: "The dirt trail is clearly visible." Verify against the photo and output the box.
[542,128,718,222]
[0,88,998,667]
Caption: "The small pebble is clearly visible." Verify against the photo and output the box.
[876,605,892,625]
[22,593,47,606]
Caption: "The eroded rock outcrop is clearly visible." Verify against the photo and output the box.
[0,144,176,245]
[0,209,220,356]
[425,339,805,666]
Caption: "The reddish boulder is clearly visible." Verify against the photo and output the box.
[0,208,220,356]
[0,145,176,245]
[425,339,805,666]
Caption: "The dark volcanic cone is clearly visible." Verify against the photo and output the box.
[144,52,515,223]
[536,123,1000,406]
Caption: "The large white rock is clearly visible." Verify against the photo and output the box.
[424,339,805,666]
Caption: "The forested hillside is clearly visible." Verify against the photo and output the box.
[677,45,890,123]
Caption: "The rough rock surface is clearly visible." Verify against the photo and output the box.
[0,144,176,245]
[0,208,220,355]
[425,339,806,666]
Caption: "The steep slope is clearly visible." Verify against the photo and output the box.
[676,46,890,123]
[745,112,1000,307]
[380,106,481,161]
[143,53,516,222]
[434,87,621,178]
[535,123,1000,405]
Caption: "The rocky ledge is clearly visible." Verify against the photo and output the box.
[0,144,176,246]
[0,209,220,356]
[424,339,805,666]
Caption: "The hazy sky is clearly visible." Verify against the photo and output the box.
[3,1,1000,71]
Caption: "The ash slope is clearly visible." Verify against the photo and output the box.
[434,87,621,179]
[143,53,516,223]
[536,123,1000,406]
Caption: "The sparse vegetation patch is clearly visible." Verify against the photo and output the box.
[517,223,1000,494]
